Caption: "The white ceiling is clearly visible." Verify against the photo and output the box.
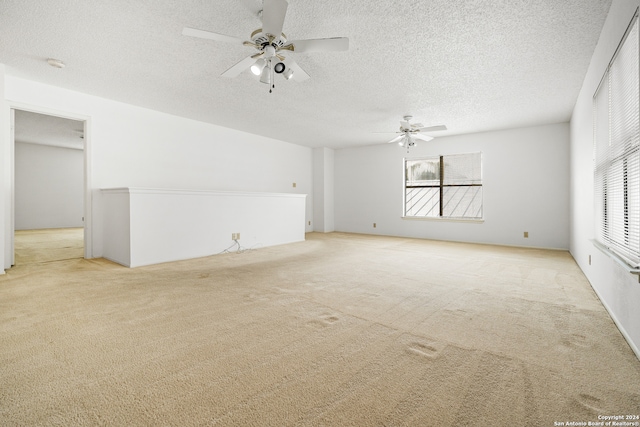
[0,0,612,149]
[13,110,84,150]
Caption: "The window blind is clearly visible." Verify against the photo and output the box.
[594,13,640,267]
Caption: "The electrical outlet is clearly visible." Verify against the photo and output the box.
[373,223,377,228]
[292,182,297,188]
[589,255,591,265]
[524,231,529,238]
[308,221,311,225]
[232,233,240,240]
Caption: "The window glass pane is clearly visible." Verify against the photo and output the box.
[404,152,482,219]
[406,159,439,186]
[443,186,483,218]
[405,187,439,217]
[443,153,482,186]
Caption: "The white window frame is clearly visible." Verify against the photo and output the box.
[403,152,483,221]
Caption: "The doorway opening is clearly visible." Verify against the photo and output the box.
[10,107,90,266]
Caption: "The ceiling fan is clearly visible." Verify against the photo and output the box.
[182,0,349,91]
[387,115,447,149]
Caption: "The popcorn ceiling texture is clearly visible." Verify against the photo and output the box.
[0,0,612,148]
[14,110,84,150]
[1,229,639,425]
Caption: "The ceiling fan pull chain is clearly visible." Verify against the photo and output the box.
[269,62,275,93]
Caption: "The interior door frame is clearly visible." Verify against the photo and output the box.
[8,102,92,264]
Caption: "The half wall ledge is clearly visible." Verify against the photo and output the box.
[100,187,307,267]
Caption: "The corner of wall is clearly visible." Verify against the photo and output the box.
[0,63,7,272]
[312,147,335,233]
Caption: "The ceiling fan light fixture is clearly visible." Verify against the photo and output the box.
[250,58,266,76]
[260,66,271,84]
[274,61,285,74]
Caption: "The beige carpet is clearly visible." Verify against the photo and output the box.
[1,230,639,426]
[14,228,84,265]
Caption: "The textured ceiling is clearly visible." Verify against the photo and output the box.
[0,0,612,149]
[14,110,84,150]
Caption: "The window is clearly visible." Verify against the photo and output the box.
[594,11,640,267]
[404,152,483,219]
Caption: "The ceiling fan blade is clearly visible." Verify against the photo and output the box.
[182,27,245,45]
[262,0,288,38]
[413,134,434,142]
[282,57,310,81]
[418,125,447,132]
[238,0,262,15]
[388,135,405,144]
[284,37,349,53]
[413,123,424,128]
[221,55,258,77]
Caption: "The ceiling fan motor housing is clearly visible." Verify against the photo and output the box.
[251,29,287,49]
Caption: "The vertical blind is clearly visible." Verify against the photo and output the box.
[594,13,640,267]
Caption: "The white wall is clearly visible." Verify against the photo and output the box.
[2,75,313,268]
[570,0,640,357]
[102,188,306,267]
[14,142,84,230]
[335,123,570,249]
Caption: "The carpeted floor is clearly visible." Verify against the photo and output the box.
[1,230,639,426]
[13,228,84,265]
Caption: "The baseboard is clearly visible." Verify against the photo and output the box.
[587,281,640,362]
[333,230,569,251]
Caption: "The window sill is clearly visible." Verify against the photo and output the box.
[591,239,640,281]
[402,216,484,224]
